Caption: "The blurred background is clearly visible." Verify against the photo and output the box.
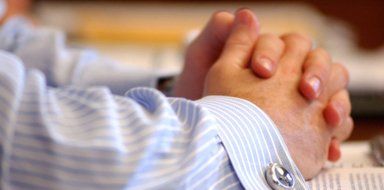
[6,0,384,140]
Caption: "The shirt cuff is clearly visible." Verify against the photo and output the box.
[196,96,308,190]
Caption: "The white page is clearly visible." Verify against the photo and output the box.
[307,168,384,190]
[307,142,384,190]
[324,141,379,169]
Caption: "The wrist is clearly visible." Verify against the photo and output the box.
[172,69,206,99]
[196,95,308,189]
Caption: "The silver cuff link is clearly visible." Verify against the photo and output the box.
[265,163,295,190]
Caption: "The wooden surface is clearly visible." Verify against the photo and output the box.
[29,0,384,141]
[349,118,384,141]
[38,0,384,50]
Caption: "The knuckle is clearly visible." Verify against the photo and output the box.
[341,90,352,114]
[335,63,350,85]
[340,89,351,102]
[281,32,312,53]
[227,35,253,51]
[211,11,232,23]
[256,33,284,57]
[313,48,331,61]
[209,61,231,77]
[259,33,278,40]
[337,91,351,116]
[348,117,354,131]
[282,33,312,46]
[343,118,354,140]
[307,55,328,69]
[209,12,233,43]
[338,89,351,101]
[304,50,331,76]
[268,34,285,50]
[212,11,224,20]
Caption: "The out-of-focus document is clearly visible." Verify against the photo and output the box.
[307,142,384,190]
[308,168,383,190]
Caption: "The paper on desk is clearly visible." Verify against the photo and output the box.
[307,168,384,190]
[324,141,379,168]
[307,142,384,190]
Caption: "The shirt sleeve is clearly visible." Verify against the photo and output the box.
[0,17,158,95]
[0,51,309,189]
[197,96,308,190]
[0,51,236,189]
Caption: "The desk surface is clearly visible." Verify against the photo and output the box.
[349,118,384,141]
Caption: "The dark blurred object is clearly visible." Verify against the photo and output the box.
[313,0,384,50]
[370,135,384,166]
[351,93,384,117]
[350,118,384,141]
[35,0,384,50]
[349,92,384,140]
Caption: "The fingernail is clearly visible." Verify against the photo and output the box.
[258,57,273,73]
[308,76,321,98]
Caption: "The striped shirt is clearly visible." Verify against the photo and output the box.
[0,17,308,189]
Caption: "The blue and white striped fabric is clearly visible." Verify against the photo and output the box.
[0,17,308,189]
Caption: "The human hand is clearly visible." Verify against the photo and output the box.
[250,33,353,162]
[203,9,352,179]
[174,10,331,101]
[174,9,352,163]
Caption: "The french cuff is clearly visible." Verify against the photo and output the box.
[196,96,308,190]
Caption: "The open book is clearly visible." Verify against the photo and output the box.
[307,141,384,190]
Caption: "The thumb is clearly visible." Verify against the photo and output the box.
[217,9,259,68]
[186,11,234,69]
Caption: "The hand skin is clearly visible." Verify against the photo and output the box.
[173,10,353,163]
[173,11,233,100]
[203,9,352,179]
[252,35,354,162]
[0,0,32,24]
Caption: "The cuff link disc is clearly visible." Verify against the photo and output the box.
[265,163,295,190]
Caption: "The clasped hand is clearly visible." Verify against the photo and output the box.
[174,9,353,179]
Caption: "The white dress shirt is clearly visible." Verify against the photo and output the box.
[0,17,307,190]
